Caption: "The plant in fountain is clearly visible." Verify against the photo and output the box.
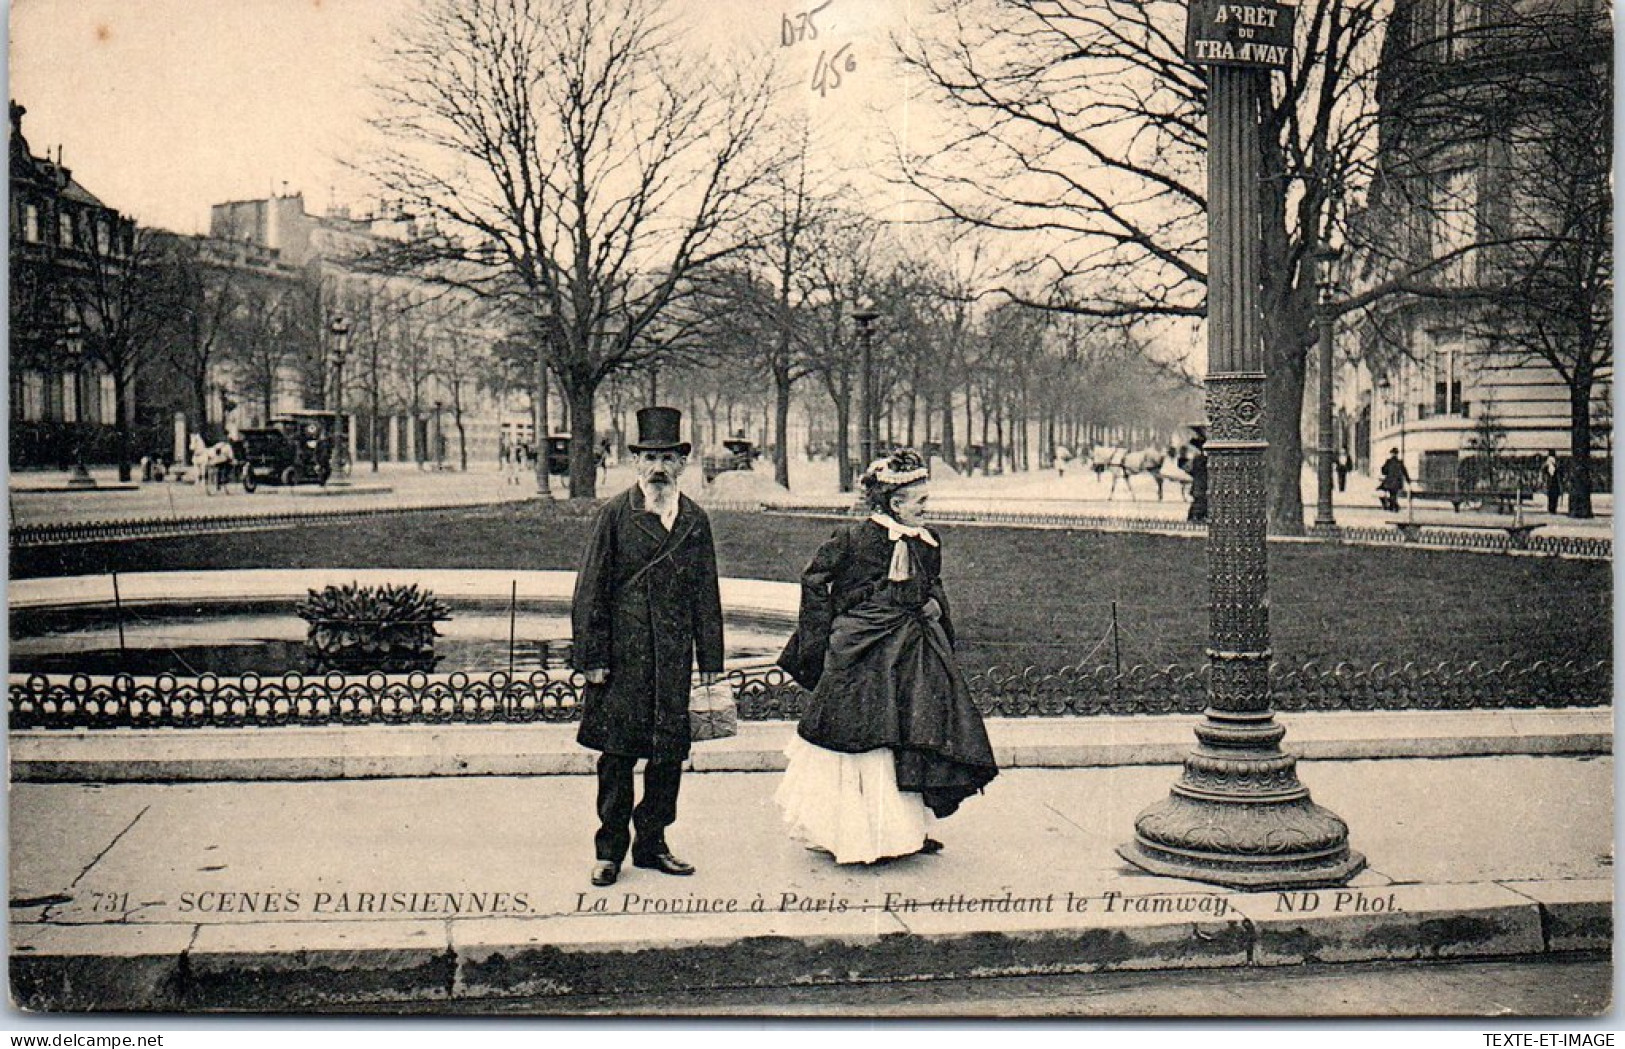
[295,583,453,672]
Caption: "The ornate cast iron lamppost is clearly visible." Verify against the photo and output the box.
[1313,242,1342,531]
[329,317,350,480]
[1120,3,1363,889]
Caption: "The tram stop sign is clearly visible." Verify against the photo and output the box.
[1186,0,1296,69]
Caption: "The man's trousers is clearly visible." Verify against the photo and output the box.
[594,753,682,863]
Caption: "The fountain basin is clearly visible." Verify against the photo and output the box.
[9,570,805,730]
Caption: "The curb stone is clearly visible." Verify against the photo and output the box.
[9,878,1608,1011]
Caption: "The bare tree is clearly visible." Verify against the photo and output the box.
[223,282,303,423]
[429,304,499,472]
[801,210,887,491]
[148,235,244,439]
[71,226,171,481]
[364,0,781,496]
[899,0,1386,531]
[744,125,842,488]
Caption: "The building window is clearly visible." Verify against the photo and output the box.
[1433,346,1466,416]
[59,372,78,424]
[1431,0,1478,58]
[1431,167,1479,283]
[58,210,73,248]
[99,373,117,425]
[96,219,111,254]
[21,373,45,421]
[21,203,40,243]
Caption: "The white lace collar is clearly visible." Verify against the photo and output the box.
[869,512,938,547]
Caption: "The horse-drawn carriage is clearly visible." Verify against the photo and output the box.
[702,435,759,482]
[1087,440,1195,501]
[543,435,572,477]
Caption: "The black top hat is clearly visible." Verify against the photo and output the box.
[629,407,691,455]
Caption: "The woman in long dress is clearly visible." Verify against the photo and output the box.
[775,448,998,864]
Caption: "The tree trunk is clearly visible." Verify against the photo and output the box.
[832,371,854,493]
[1568,374,1596,518]
[1264,335,1309,536]
[112,371,133,482]
[774,367,792,489]
[535,350,552,494]
[955,379,968,457]
[939,395,956,470]
[193,375,210,441]
[567,381,597,498]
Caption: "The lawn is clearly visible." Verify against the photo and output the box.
[11,502,1609,677]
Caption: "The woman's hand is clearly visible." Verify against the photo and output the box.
[584,668,609,685]
[921,597,942,621]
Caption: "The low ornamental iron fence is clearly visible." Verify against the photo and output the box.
[9,658,1608,730]
[10,501,505,549]
[10,500,1610,559]
[762,505,1610,559]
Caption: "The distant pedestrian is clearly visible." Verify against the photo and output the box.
[1378,448,1410,512]
[1542,451,1563,514]
[1054,443,1072,478]
[206,440,236,494]
[503,440,524,485]
[189,434,209,488]
[1185,426,1208,523]
[1336,451,1351,493]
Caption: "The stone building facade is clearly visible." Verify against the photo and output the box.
[1345,0,1611,498]
[8,101,136,468]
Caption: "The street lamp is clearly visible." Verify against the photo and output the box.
[329,317,350,479]
[1313,242,1342,530]
[62,321,96,488]
[853,308,880,469]
[1118,46,1362,889]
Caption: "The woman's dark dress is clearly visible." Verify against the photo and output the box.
[778,517,998,818]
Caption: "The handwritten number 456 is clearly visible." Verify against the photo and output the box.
[812,43,857,96]
[781,0,832,46]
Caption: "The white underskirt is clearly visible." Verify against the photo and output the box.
[775,735,933,864]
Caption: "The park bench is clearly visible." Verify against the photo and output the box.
[1405,486,1530,514]
[1387,517,1545,548]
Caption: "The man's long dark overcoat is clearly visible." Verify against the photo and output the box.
[571,486,725,762]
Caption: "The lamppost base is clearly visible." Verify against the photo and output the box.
[66,465,97,489]
[1121,789,1365,891]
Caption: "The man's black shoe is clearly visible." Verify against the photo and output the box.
[633,851,696,876]
[590,860,620,887]
[920,837,945,855]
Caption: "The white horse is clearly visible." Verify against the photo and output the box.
[1090,444,1175,500]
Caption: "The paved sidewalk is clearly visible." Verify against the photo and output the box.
[7,463,537,530]
[9,709,1612,781]
[12,461,1613,541]
[9,720,1613,1013]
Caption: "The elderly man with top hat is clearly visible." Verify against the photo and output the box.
[572,406,725,888]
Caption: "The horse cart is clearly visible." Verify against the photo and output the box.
[702,436,759,482]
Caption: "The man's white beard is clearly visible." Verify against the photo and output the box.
[641,476,677,512]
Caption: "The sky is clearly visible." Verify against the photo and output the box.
[8,0,927,235]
